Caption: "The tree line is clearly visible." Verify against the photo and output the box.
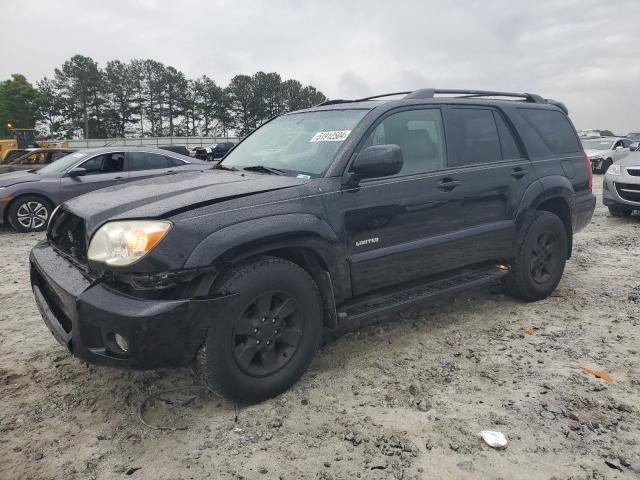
[0,54,327,139]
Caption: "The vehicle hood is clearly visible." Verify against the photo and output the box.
[0,170,41,187]
[584,149,607,158]
[0,164,43,175]
[63,169,310,234]
[616,151,640,167]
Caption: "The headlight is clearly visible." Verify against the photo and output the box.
[607,164,621,175]
[87,220,172,266]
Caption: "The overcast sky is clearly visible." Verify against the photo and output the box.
[1,0,639,133]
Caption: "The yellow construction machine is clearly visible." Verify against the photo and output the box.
[0,126,68,163]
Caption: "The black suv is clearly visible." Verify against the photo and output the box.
[30,89,595,403]
[194,142,235,161]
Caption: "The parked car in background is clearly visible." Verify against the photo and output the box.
[1,148,33,164]
[581,137,632,173]
[158,145,192,157]
[603,151,640,217]
[0,148,77,174]
[626,132,640,142]
[194,142,235,161]
[29,88,594,403]
[577,129,601,139]
[0,147,207,232]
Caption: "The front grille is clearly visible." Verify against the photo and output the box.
[47,209,88,265]
[627,168,640,177]
[615,182,640,203]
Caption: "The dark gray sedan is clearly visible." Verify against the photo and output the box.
[0,147,208,232]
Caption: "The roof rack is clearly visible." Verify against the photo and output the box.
[404,88,546,103]
[315,88,567,113]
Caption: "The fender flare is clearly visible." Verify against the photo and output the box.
[184,213,343,330]
[514,176,575,254]
[184,213,340,268]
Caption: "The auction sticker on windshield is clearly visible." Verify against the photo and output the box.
[310,130,351,142]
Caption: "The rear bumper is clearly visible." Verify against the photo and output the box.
[573,191,596,233]
[30,241,229,369]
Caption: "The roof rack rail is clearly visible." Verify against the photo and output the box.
[315,88,567,113]
[404,89,545,103]
[353,92,412,102]
[314,99,353,107]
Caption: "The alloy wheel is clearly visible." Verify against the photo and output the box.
[232,291,304,377]
[530,231,558,284]
[16,201,49,230]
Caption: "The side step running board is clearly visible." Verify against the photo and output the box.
[338,264,510,323]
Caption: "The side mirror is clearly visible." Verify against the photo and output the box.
[349,144,403,181]
[67,167,87,178]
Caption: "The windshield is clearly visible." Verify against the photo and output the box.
[221,110,369,177]
[38,151,88,174]
[581,139,614,151]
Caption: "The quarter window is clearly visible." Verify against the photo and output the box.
[128,152,169,171]
[167,156,186,167]
[361,108,446,176]
[518,108,580,154]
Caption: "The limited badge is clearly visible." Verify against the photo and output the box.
[309,130,351,142]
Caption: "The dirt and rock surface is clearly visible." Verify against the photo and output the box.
[1,176,639,480]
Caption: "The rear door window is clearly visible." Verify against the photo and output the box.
[128,152,169,171]
[518,108,580,154]
[493,112,523,160]
[448,108,502,166]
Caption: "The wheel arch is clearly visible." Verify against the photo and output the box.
[185,214,345,330]
[3,191,55,225]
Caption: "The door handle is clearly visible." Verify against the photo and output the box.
[511,167,528,179]
[437,177,461,191]
[166,170,175,174]
[114,176,124,181]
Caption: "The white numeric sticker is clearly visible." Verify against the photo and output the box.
[309,130,351,142]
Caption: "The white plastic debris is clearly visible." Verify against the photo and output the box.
[479,430,508,449]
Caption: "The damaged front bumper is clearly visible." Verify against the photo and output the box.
[30,240,231,369]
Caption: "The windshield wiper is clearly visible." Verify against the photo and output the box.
[242,165,286,175]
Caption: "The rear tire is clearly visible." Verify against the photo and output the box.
[608,206,632,218]
[503,211,567,302]
[197,256,322,404]
[8,195,53,232]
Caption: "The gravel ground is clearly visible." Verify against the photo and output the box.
[1,176,639,480]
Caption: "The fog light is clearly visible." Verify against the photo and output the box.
[114,333,129,353]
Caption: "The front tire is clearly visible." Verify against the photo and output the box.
[602,158,613,173]
[198,256,322,403]
[503,211,567,302]
[8,195,53,232]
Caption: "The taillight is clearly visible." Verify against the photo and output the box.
[583,151,592,190]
